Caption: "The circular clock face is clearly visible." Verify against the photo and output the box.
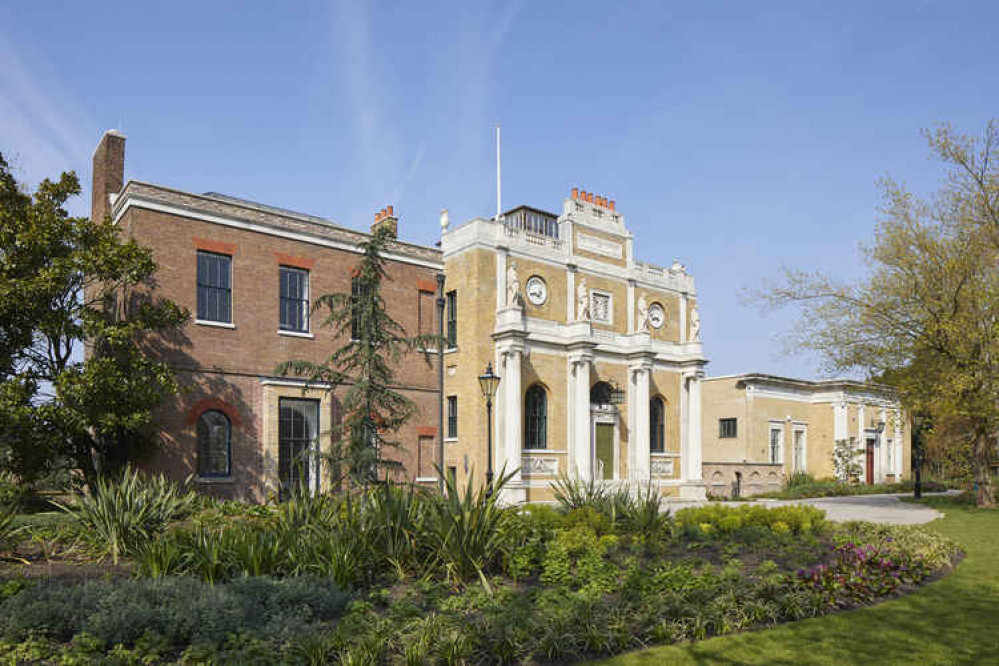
[648,303,665,329]
[525,276,548,305]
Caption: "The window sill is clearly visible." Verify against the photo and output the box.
[523,448,565,454]
[444,437,458,443]
[196,319,235,329]
[444,347,459,354]
[415,476,439,484]
[650,451,679,457]
[278,329,314,339]
[195,476,234,483]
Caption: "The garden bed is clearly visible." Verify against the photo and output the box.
[0,472,962,664]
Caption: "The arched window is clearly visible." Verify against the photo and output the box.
[590,381,614,405]
[197,410,231,477]
[650,397,666,453]
[525,384,548,449]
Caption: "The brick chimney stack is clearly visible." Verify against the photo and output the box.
[371,204,398,238]
[91,130,126,224]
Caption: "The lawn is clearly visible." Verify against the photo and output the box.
[599,496,999,666]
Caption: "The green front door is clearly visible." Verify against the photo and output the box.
[595,423,614,480]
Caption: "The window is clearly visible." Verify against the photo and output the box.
[793,427,807,473]
[197,410,231,477]
[650,397,666,453]
[719,418,738,438]
[417,290,436,337]
[279,266,309,333]
[196,251,232,323]
[446,290,457,348]
[446,396,458,438]
[769,425,784,464]
[418,435,436,479]
[590,381,614,405]
[525,385,548,449]
[279,398,320,496]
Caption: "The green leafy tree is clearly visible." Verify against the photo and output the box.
[0,154,188,487]
[278,226,437,489]
[751,121,999,508]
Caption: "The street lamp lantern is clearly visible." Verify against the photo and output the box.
[478,363,501,496]
[478,363,501,401]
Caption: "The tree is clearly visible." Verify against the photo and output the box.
[832,438,863,482]
[0,154,187,487]
[278,226,436,490]
[751,121,999,508]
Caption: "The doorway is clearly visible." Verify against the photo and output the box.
[865,437,876,485]
[279,398,320,498]
[594,423,614,480]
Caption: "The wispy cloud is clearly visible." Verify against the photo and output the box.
[0,29,94,212]
[323,0,521,227]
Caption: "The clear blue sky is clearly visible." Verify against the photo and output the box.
[2,1,996,378]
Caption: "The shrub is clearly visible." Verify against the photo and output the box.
[425,467,516,593]
[0,497,20,550]
[0,576,348,649]
[57,466,198,564]
[838,522,960,570]
[675,504,828,538]
[551,472,610,514]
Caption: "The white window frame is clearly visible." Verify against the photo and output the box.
[791,424,807,473]
[768,422,784,465]
[278,265,310,335]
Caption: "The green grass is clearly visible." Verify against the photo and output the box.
[598,496,999,665]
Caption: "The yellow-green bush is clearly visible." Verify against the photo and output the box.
[675,504,828,537]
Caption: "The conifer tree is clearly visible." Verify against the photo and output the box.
[278,226,437,489]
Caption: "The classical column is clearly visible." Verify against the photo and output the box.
[879,407,889,482]
[894,410,905,477]
[501,344,523,483]
[856,404,866,483]
[568,349,593,479]
[629,359,652,480]
[685,373,703,482]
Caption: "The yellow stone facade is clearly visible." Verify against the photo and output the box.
[701,374,911,497]
[440,192,708,502]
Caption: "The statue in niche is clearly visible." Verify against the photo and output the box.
[637,292,650,332]
[506,261,522,309]
[689,304,701,341]
[576,277,590,321]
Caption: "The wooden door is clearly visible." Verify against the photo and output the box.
[865,439,875,485]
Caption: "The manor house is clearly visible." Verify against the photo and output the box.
[91,129,908,503]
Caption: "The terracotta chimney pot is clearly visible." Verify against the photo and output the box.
[609,200,616,211]
[387,205,394,217]
[571,187,579,199]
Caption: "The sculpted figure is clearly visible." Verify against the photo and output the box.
[576,278,590,321]
[689,305,701,341]
[506,261,521,309]
[637,293,650,332]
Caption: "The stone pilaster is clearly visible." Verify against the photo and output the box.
[628,356,653,481]
[568,344,594,480]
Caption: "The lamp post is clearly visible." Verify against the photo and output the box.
[436,273,446,493]
[478,363,501,497]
